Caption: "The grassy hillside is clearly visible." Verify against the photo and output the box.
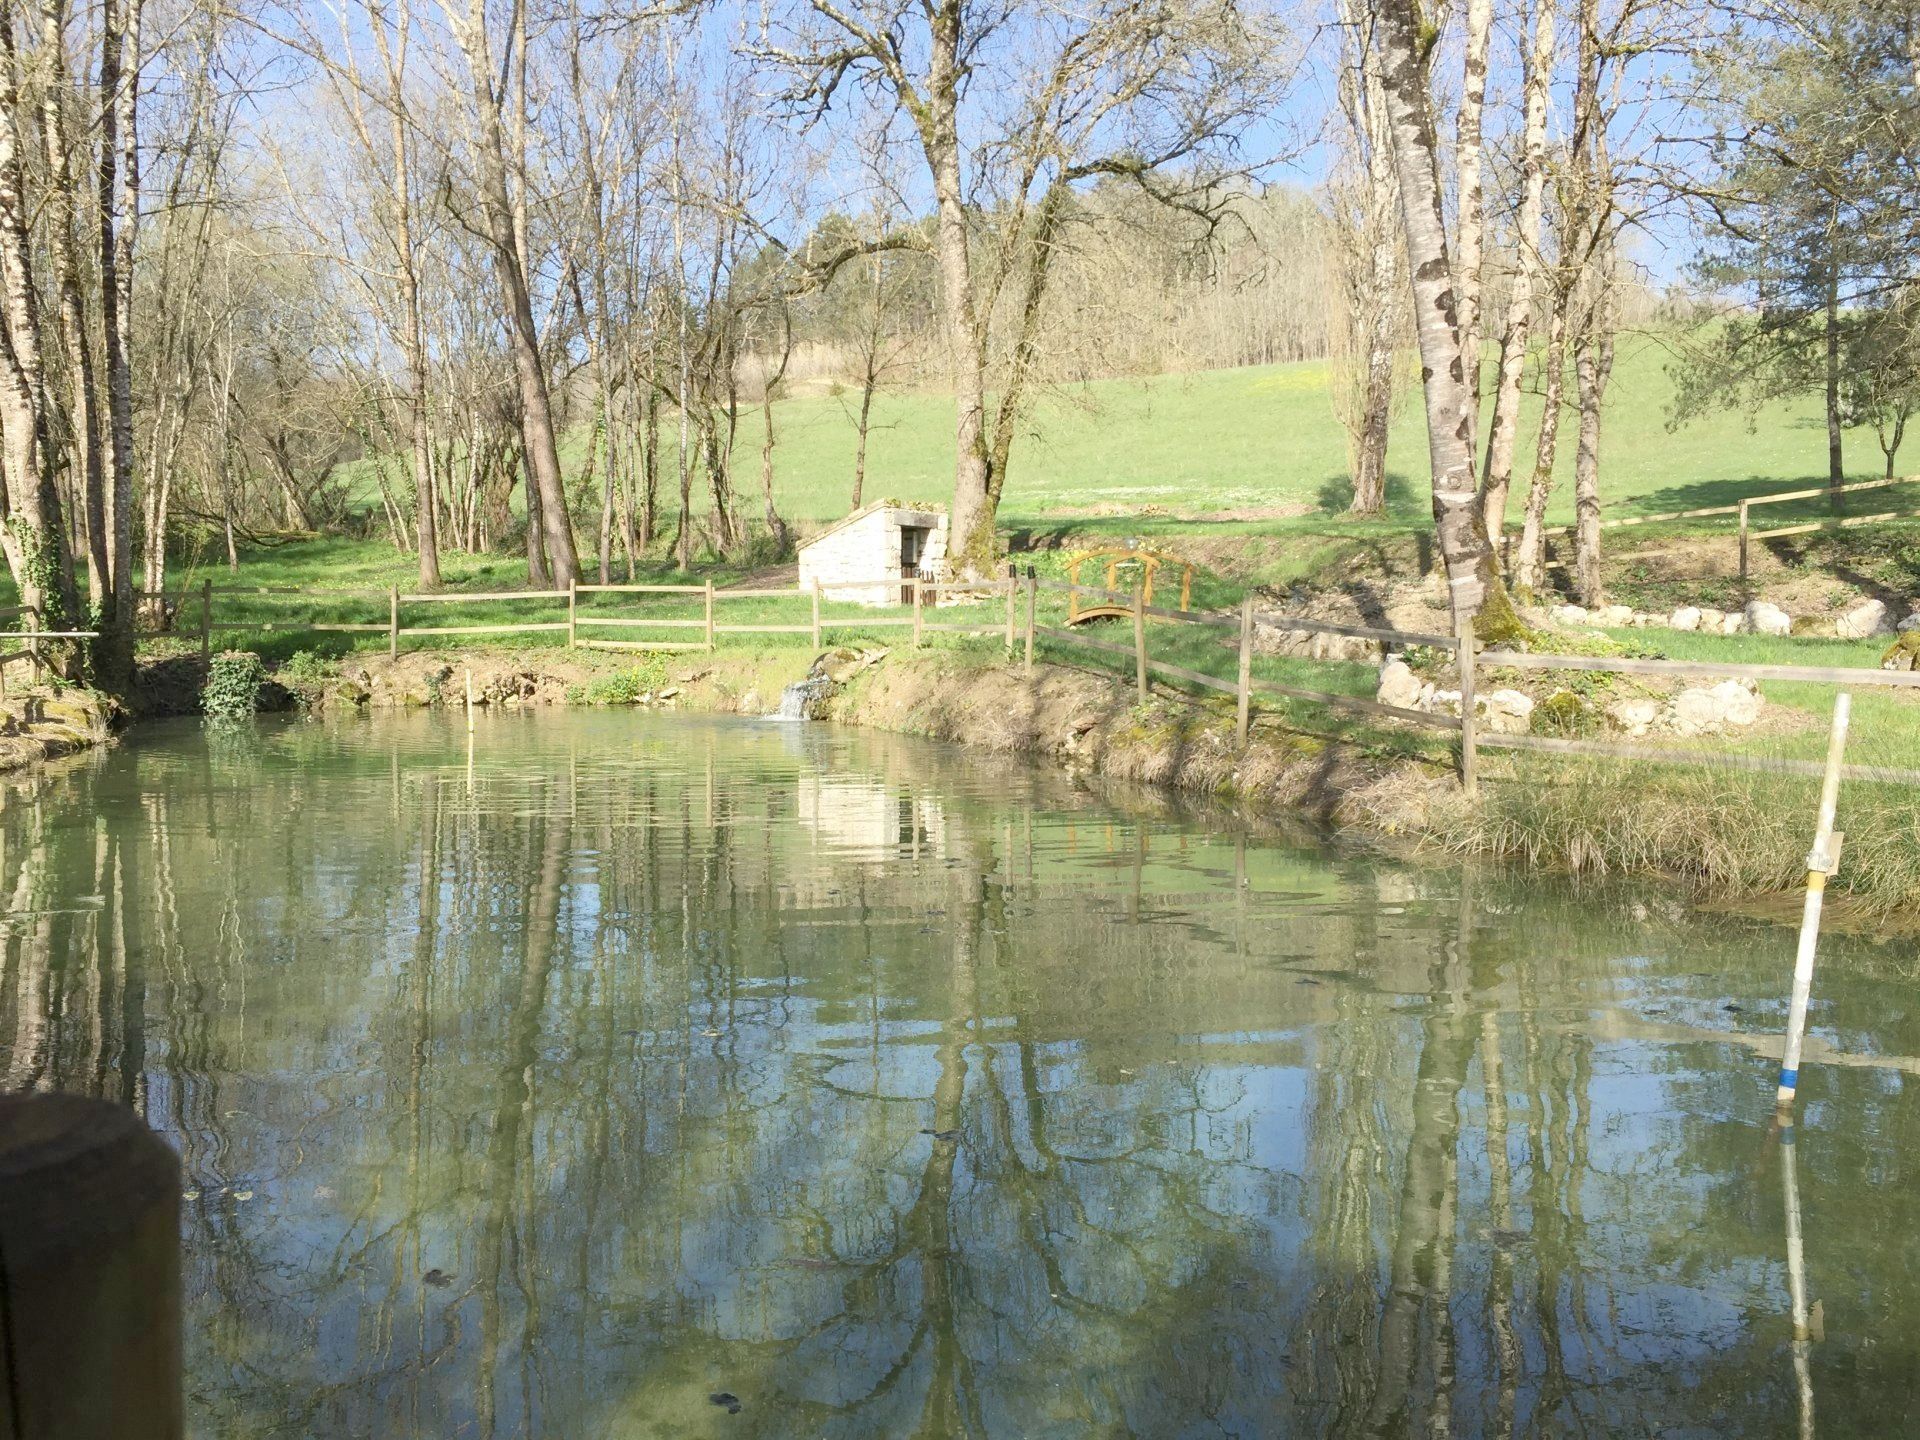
[760,331,1890,531]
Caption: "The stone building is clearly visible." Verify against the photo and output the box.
[796,500,948,606]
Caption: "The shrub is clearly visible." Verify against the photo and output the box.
[566,659,668,706]
[279,649,334,695]
[202,651,265,721]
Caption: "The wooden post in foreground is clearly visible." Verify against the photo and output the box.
[1023,567,1037,675]
[1738,500,1751,579]
[199,581,213,667]
[703,580,716,652]
[387,585,399,660]
[912,578,924,648]
[566,577,578,648]
[0,1092,183,1440]
[1236,596,1254,746]
[465,668,475,732]
[1132,579,1148,705]
[1003,562,1016,651]
[1456,614,1478,796]
[1777,691,1851,1117]
[27,602,41,683]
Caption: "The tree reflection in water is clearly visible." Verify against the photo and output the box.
[2,710,1919,1436]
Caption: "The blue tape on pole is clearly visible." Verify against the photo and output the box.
[1779,1067,1798,1090]
[1780,1125,1796,1144]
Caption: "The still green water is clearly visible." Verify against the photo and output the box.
[2,710,1918,1437]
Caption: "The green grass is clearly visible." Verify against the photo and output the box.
[748,332,1895,530]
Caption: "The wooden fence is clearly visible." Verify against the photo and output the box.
[1020,569,1920,793]
[1504,473,1920,576]
[133,566,1919,792]
[0,603,99,694]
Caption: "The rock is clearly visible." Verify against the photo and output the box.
[1899,613,1920,634]
[1835,597,1893,639]
[1721,611,1747,635]
[1549,604,1589,626]
[1596,604,1635,627]
[1376,658,1422,710]
[1709,678,1763,727]
[1429,688,1463,715]
[1670,688,1723,736]
[1607,698,1661,737]
[1698,607,1725,633]
[1670,680,1764,735]
[1744,600,1792,636]
[656,686,681,700]
[1670,606,1702,632]
[1481,688,1535,735]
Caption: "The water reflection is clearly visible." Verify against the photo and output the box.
[2,710,1919,1436]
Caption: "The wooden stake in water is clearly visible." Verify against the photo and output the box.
[465,668,475,732]
[1776,691,1851,1116]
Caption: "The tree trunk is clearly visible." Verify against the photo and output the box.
[386,6,440,592]
[1479,0,1557,540]
[1513,295,1569,591]
[39,0,107,619]
[94,0,139,689]
[1372,0,1497,623]
[1573,321,1608,605]
[0,4,77,630]
[641,383,658,548]
[1824,244,1843,510]
[918,1,995,578]
[852,378,875,512]
[1455,0,1492,453]
[451,0,576,583]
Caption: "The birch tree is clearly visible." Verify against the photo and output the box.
[1369,0,1507,625]
[1478,0,1556,541]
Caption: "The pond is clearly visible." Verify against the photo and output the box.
[3,709,1918,1437]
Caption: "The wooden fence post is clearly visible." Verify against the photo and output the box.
[1236,596,1254,746]
[567,577,578,649]
[811,581,822,649]
[388,585,399,660]
[0,1092,184,1440]
[1003,562,1016,652]
[27,602,41,683]
[703,580,716,652]
[1024,566,1037,674]
[1739,500,1750,579]
[912,578,924,648]
[200,581,213,667]
[1457,614,1478,796]
[1133,578,1148,704]
[1777,691,1851,1118]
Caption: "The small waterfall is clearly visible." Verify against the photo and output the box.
[773,673,831,721]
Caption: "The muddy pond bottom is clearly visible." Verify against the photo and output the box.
[3,708,1918,1437]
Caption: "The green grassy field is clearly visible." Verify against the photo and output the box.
[759,332,1894,531]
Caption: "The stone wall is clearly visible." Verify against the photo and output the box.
[798,505,948,606]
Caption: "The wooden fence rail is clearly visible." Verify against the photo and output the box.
[130,565,1918,792]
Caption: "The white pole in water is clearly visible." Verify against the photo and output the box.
[1776,691,1851,1116]
[465,667,475,732]
[1781,1126,1819,1440]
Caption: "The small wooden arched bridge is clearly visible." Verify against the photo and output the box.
[1065,546,1194,625]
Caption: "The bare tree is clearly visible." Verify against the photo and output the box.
[759,0,1291,577]
[1327,0,1406,516]
[1369,0,1503,625]
[1479,0,1558,542]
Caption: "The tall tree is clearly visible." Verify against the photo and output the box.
[1478,0,1558,542]
[1369,0,1506,625]
[759,0,1289,577]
